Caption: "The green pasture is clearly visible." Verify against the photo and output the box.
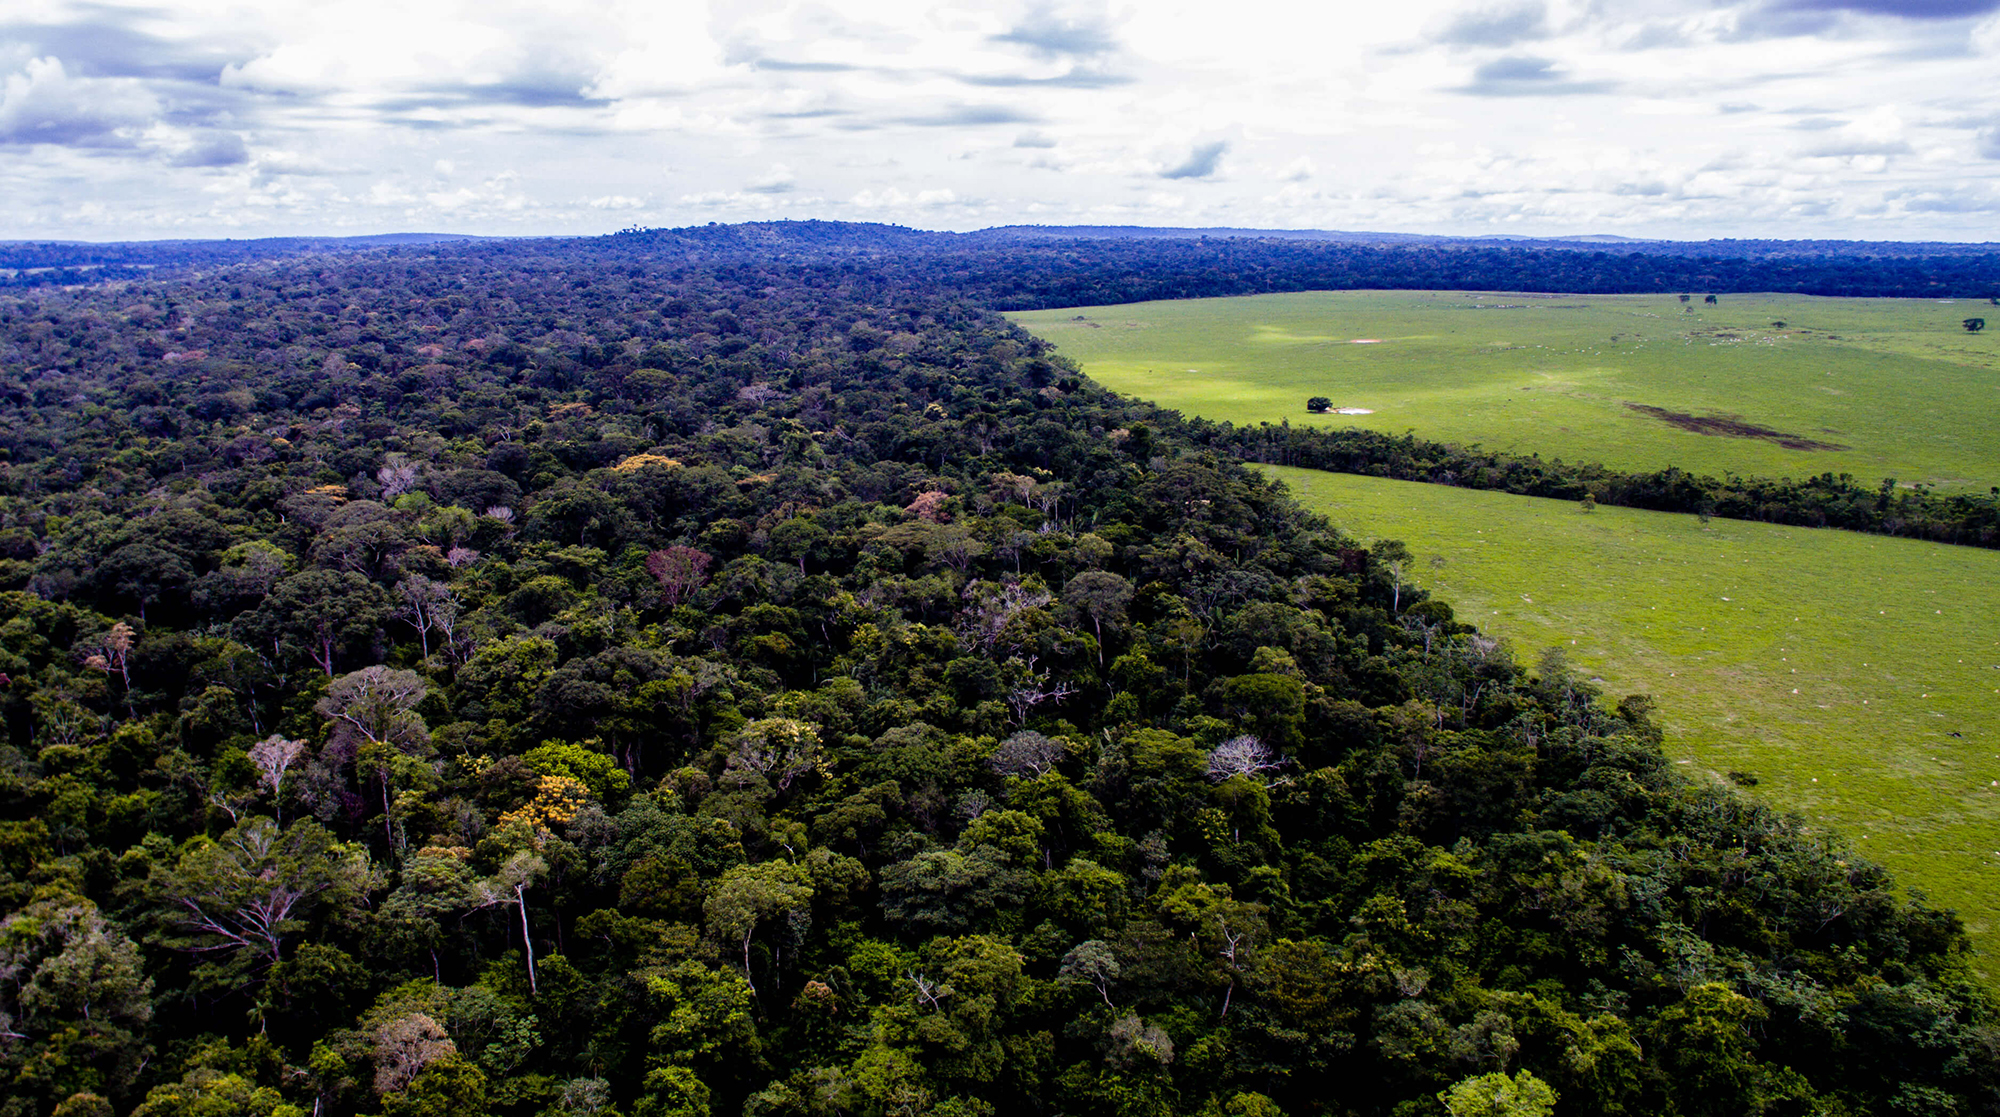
[1273,466,2000,976]
[1011,291,2000,492]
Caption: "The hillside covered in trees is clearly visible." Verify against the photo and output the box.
[0,225,1995,1117]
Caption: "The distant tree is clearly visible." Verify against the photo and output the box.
[316,666,432,847]
[394,575,458,659]
[1306,396,1332,412]
[1439,1070,1557,1117]
[96,543,191,622]
[153,818,370,969]
[705,860,814,993]
[989,731,1066,778]
[1057,939,1119,1007]
[1965,317,1985,333]
[0,901,155,1105]
[1063,571,1134,665]
[1206,735,1286,783]
[237,570,391,676]
[470,852,547,994]
[646,545,713,607]
[246,735,308,824]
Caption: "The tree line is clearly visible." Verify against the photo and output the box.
[1193,422,2000,549]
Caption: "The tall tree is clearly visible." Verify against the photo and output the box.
[316,666,433,848]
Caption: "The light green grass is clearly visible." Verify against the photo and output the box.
[1012,291,2000,492]
[1273,466,2000,975]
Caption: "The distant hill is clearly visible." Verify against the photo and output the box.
[6,219,2000,296]
[0,233,503,284]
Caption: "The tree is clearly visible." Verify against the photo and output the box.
[1439,1070,1557,1117]
[394,575,458,659]
[317,666,433,848]
[373,1012,455,1094]
[1058,940,1120,1007]
[725,718,825,795]
[246,735,307,824]
[1064,571,1134,666]
[989,730,1066,778]
[1965,317,1986,333]
[1306,396,1332,412]
[152,817,370,969]
[95,543,192,623]
[1206,735,1285,783]
[1374,539,1414,612]
[767,517,833,574]
[704,860,814,994]
[0,901,154,1105]
[238,569,391,676]
[470,851,548,994]
[381,1055,489,1117]
[1648,982,1766,1116]
[647,545,713,607]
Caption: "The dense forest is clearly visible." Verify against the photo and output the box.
[0,224,1996,1117]
[11,221,2000,299]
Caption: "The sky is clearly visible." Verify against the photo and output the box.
[4,0,2000,242]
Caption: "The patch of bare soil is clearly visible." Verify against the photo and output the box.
[1624,403,1850,451]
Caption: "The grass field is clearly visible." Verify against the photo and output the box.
[1273,467,2000,975]
[1011,291,2000,492]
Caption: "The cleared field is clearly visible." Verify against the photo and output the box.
[1273,466,2000,975]
[1012,291,2000,492]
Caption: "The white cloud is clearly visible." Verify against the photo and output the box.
[0,56,158,147]
[1,0,1998,238]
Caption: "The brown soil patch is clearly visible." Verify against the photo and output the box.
[1624,403,1850,451]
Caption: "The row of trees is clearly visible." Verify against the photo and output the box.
[1214,422,2000,548]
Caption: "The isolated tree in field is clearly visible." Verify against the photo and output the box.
[1965,317,1985,333]
[316,666,433,847]
[1704,294,1718,305]
[1306,396,1332,412]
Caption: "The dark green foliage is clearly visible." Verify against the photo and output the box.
[0,227,1991,1117]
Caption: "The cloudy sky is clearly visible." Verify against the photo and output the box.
[4,0,2000,242]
